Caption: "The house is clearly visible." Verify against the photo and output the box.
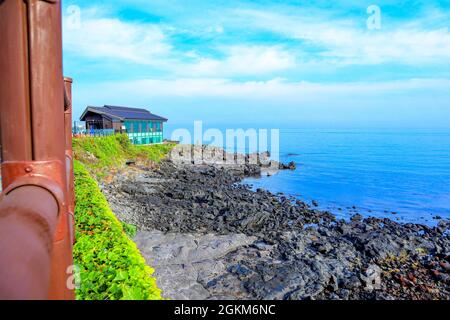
[80,105,168,145]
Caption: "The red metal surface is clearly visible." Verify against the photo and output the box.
[0,186,58,299]
[0,0,74,300]
[64,77,76,244]
[1,161,67,210]
[27,0,66,162]
[0,0,33,162]
[27,0,74,299]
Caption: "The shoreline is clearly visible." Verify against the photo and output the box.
[102,145,450,300]
[242,175,448,227]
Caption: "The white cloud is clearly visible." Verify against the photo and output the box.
[78,77,450,101]
[179,46,296,76]
[62,10,294,76]
[62,4,450,80]
[63,14,171,65]
[234,9,450,65]
[73,76,450,130]
[205,25,224,34]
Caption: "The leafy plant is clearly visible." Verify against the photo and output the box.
[121,221,138,238]
[73,160,162,300]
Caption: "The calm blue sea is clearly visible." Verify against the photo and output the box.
[243,129,450,226]
[166,126,450,226]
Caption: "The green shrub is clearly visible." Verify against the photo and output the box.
[73,160,162,300]
[134,143,176,163]
[73,134,175,179]
[121,221,138,238]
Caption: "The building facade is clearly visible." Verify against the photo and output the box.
[80,105,168,145]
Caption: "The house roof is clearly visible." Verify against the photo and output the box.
[80,105,168,122]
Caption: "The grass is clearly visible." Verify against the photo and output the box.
[72,134,176,300]
[73,134,175,179]
[73,160,162,300]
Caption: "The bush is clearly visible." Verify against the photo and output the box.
[73,134,175,179]
[121,221,138,238]
[73,160,162,300]
[134,143,176,164]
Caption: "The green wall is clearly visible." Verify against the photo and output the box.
[123,120,164,145]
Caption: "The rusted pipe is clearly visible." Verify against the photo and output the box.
[64,77,75,244]
[26,0,74,299]
[0,0,33,162]
[0,0,74,300]
[0,186,58,300]
[27,0,66,162]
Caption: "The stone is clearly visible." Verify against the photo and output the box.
[101,149,450,300]
[340,275,361,290]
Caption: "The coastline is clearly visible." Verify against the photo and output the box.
[102,145,450,300]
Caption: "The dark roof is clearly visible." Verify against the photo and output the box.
[80,105,168,122]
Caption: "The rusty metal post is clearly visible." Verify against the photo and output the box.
[0,0,74,300]
[64,77,76,244]
[0,0,33,162]
[0,186,59,299]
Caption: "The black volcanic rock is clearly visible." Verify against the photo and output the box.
[102,154,450,300]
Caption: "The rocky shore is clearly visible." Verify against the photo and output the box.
[102,145,450,300]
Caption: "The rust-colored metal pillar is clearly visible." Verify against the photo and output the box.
[64,77,76,244]
[0,0,33,162]
[0,0,74,300]
[27,0,74,300]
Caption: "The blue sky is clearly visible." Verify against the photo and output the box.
[62,0,450,130]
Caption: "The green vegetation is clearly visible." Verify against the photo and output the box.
[121,221,138,238]
[72,135,175,299]
[73,134,175,179]
[73,160,162,300]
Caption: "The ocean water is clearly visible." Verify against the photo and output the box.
[240,129,450,226]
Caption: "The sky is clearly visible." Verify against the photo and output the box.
[62,0,450,130]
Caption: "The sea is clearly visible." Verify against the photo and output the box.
[3,127,447,226]
[167,126,450,226]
